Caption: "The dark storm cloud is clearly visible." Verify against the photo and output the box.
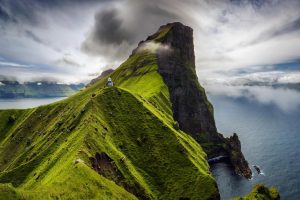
[0,0,109,25]
[0,0,40,25]
[87,8,133,45]
[0,4,11,22]
[81,0,180,59]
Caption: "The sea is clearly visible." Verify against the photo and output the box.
[0,88,299,199]
[208,91,300,200]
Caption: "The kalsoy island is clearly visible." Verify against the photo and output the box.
[2,1,300,200]
[0,22,280,200]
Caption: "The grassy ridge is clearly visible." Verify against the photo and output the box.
[0,51,219,199]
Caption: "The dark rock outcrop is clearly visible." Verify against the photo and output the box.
[226,133,252,178]
[89,152,120,179]
[90,152,150,199]
[141,22,252,179]
[152,22,217,135]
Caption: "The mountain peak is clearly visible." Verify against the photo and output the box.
[145,22,216,135]
[145,22,194,55]
[147,22,192,41]
[134,22,252,179]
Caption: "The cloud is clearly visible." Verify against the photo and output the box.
[0,0,300,87]
[84,8,133,46]
[79,0,300,75]
[184,0,300,73]
[0,74,16,81]
[136,41,172,54]
[206,85,300,112]
[24,30,48,46]
[0,4,11,22]
[0,0,113,83]
[199,65,300,86]
[55,55,82,68]
[81,8,135,60]
[0,61,32,68]
[0,0,106,25]
[81,0,179,61]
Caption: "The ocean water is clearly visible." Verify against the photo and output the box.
[0,97,66,109]
[208,94,300,200]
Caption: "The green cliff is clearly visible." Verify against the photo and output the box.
[0,22,278,199]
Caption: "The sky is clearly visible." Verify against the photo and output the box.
[0,0,300,86]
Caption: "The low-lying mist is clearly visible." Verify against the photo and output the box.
[205,84,300,113]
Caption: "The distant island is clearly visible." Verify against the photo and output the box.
[0,81,84,98]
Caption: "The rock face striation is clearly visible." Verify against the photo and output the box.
[140,22,252,179]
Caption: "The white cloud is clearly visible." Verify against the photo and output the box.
[1,0,300,85]
[199,68,300,86]
[206,85,300,112]
[136,41,171,53]
[0,61,32,68]
[277,72,300,84]
[193,1,300,71]
[0,1,104,83]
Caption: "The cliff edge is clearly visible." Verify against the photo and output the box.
[138,22,252,179]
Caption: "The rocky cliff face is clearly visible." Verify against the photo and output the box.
[140,22,252,179]
[150,22,217,135]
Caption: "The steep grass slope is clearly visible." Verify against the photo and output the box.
[0,49,219,199]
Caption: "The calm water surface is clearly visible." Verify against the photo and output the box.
[0,97,66,109]
[208,94,300,200]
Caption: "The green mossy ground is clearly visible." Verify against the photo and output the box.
[0,51,218,199]
[233,184,280,200]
